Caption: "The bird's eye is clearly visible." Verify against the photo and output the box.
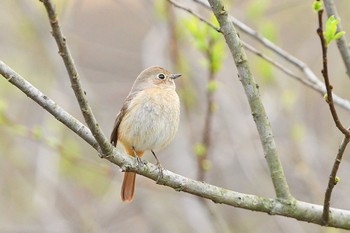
[157,73,166,80]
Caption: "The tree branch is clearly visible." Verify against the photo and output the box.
[167,0,221,33]
[207,0,292,201]
[322,135,350,225]
[39,0,113,157]
[323,0,350,78]
[315,6,350,225]
[316,9,350,137]
[192,0,350,113]
[0,60,99,151]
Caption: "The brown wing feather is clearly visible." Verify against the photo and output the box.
[110,93,137,146]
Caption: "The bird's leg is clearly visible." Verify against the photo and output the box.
[132,146,143,168]
[151,150,164,182]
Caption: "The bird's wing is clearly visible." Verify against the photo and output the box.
[110,92,137,146]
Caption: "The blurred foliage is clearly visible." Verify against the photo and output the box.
[260,21,278,42]
[291,123,306,143]
[246,0,270,19]
[281,89,297,109]
[207,79,220,94]
[201,159,213,171]
[183,15,225,74]
[0,101,110,197]
[210,102,218,113]
[194,143,207,157]
[246,0,278,42]
[154,0,169,20]
[245,0,278,84]
[254,57,274,84]
[59,139,110,196]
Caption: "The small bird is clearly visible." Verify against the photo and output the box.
[110,66,181,202]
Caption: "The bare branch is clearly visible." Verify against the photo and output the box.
[192,0,350,113]
[207,0,292,201]
[167,0,221,33]
[39,0,113,157]
[323,0,350,78]
[316,9,350,137]
[315,6,350,225]
[323,135,350,225]
[0,61,99,151]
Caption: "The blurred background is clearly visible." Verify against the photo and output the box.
[1,0,350,232]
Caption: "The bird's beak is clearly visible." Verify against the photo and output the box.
[170,74,182,79]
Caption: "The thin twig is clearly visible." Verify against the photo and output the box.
[197,57,215,181]
[323,135,350,225]
[39,0,113,157]
[207,0,293,201]
[166,0,221,33]
[316,6,350,225]
[316,9,350,137]
[242,41,317,89]
[192,0,350,113]
[323,0,350,78]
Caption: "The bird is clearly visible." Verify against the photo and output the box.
[110,66,181,202]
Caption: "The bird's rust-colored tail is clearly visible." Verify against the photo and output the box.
[121,172,136,202]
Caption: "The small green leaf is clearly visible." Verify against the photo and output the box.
[323,93,328,99]
[194,143,207,157]
[312,1,323,12]
[333,31,346,40]
[325,16,337,36]
[335,176,340,184]
[323,15,346,46]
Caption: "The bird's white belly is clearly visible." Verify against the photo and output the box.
[118,88,180,152]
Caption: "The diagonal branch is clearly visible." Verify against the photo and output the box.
[323,135,350,225]
[192,0,350,113]
[207,0,292,201]
[316,6,350,225]
[0,60,99,151]
[167,0,221,33]
[39,0,113,157]
[323,0,350,78]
